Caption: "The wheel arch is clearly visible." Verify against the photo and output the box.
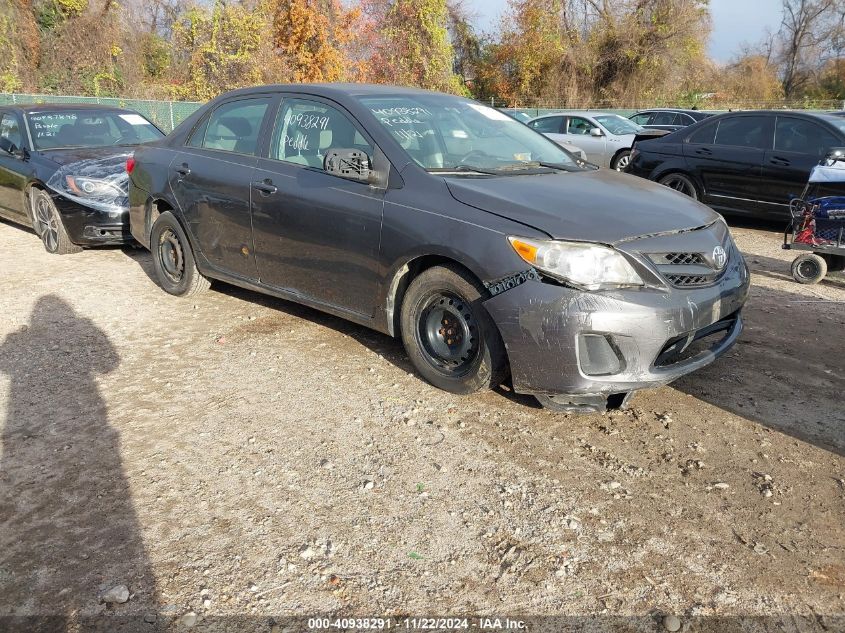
[384,253,487,338]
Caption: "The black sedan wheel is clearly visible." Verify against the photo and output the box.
[150,211,210,296]
[30,188,81,255]
[400,264,508,394]
[659,173,698,200]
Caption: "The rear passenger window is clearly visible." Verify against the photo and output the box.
[630,113,652,125]
[271,98,373,171]
[197,98,272,155]
[687,121,717,144]
[775,118,840,156]
[714,116,771,149]
[529,117,563,134]
[651,112,678,126]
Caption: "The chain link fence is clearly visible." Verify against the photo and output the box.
[3,93,844,132]
[0,93,203,132]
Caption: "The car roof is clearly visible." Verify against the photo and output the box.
[3,103,140,114]
[218,83,448,100]
[529,111,623,120]
[633,108,703,114]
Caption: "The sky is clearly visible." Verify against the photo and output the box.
[467,0,783,64]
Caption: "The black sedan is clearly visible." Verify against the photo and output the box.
[627,110,845,220]
[129,84,748,412]
[629,108,714,132]
[0,104,163,253]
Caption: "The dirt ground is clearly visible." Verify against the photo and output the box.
[0,216,843,633]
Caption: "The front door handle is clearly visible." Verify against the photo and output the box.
[175,163,191,177]
[251,179,277,195]
[769,156,791,166]
[695,147,712,156]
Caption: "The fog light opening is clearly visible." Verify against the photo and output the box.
[578,334,624,376]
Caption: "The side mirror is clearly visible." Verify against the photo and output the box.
[0,136,19,156]
[324,149,371,183]
[590,127,603,137]
[825,147,845,163]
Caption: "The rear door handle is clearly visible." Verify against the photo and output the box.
[251,180,277,195]
[769,156,791,166]
[175,163,191,177]
[695,147,712,156]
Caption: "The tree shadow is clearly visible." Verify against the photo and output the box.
[0,296,160,631]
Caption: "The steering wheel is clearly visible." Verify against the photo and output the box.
[458,150,492,166]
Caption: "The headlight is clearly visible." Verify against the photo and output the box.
[508,236,643,290]
[65,176,124,198]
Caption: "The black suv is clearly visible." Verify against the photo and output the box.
[626,110,845,220]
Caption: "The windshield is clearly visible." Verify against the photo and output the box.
[359,95,579,173]
[26,110,164,150]
[594,114,642,136]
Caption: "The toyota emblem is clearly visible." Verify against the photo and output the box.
[712,245,727,270]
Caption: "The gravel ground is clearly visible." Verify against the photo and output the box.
[0,217,843,633]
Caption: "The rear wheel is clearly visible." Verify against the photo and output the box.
[611,150,631,171]
[400,264,508,394]
[791,253,827,284]
[30,188,81,255]
[658,173,698,200]
[150,211,210,296]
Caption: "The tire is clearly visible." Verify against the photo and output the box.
[791,253,827,284]
[150,211,210,296]
[30,188,82,255]
[658,172,699,200]
[399,264,508,394]
[611,149,631,171]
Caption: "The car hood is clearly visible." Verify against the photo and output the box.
[38,145,134,166]
[444,168,720,244]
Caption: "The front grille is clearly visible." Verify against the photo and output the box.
[665,273,714,287]
[651,252,706,266]
[645,243,731,289]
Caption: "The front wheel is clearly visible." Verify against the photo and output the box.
[658,173,699,200]
[400,264,508,394]
[30,188,81,255]
[611,150,631,171]
[791,253,827,284]
[150,211,210,296]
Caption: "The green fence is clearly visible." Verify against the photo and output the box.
[0,93,203,133]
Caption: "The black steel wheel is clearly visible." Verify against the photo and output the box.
[791,253,827,285]
[416,291,480,376]
[150,211,210,296]
[658,173,698,200]
[400,264,508,394]
[30,188,81,255]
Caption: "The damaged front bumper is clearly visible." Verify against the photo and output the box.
[484,250,749,409]
[52,195,132,246]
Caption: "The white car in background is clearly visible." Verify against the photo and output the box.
[527,111,665,170]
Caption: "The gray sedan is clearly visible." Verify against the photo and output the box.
[528,111,649,170]
[129,85,747,413]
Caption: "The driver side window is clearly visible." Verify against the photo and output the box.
[567,117,593,135]
[271,98,373,171]
[0,113,23,150]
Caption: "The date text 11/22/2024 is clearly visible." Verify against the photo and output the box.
[307,617,527,630]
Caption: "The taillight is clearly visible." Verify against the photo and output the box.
[126,157,135,174]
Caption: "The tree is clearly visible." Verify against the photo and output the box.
[776,0,843,98]
[367,0,466,93]
[267,0,364,83]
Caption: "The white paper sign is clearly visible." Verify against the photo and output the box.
[467,103,511,121]
[119,114,150,126]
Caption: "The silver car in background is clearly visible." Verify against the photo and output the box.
[527,111,659,170]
